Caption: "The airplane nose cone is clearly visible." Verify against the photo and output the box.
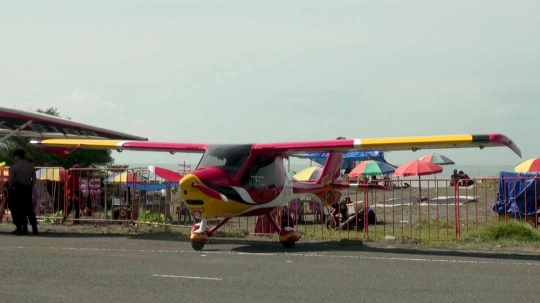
[180,173,200,198]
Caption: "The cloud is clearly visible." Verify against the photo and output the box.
[60,89,118,110]
[50,90,134,132]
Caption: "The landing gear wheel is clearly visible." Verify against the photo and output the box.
[191,241,205,251]
[282,242,295,249]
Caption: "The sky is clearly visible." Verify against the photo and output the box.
[1,0,539,168]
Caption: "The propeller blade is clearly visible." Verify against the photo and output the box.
[192,184,228,202]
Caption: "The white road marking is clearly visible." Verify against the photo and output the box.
[152,274,222,280]
[1,245,539,267]
[286,261,292,263]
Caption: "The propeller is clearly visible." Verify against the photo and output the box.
[192,183,228,202]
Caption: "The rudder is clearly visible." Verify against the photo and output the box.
[314,137,346,186]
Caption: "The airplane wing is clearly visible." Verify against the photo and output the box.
[252,134,522,157]
[29,139,209,153]
[29,134,520,157]
[0,106,147,140]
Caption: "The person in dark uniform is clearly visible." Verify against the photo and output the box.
[8,149,39,235]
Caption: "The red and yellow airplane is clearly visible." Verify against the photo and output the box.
[0,107,522,250]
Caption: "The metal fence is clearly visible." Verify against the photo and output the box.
[1,166,538,241]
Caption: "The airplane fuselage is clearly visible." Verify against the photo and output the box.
[179,144,336,219]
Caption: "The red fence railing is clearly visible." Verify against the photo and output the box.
[1,167,538,241]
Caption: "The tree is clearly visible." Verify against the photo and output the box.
[0,107,114,168]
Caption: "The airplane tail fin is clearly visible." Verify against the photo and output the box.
[314,149,344,187]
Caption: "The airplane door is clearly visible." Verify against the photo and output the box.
[241,157,279,203]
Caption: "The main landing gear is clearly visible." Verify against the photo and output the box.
[189,214,301,251]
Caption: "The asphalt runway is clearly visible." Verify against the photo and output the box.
[1,232,539,303]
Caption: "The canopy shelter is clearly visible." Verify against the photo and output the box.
[36,167,67,182]
[292,151,392,171]
[493,171,540,218]
[104,171,143,184]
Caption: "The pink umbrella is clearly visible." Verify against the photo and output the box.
[148,166,182,182]
[394,160,443,201]
[394,160,443,177]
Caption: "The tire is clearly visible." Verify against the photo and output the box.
[191,241,205,251]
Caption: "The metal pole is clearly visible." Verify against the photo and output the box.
[0,120,33,143]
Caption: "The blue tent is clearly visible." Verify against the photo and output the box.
[492,171,540,218]
[293,151,392,171]
[126,183,178,191]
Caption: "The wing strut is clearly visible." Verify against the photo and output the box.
[0,120,33,143]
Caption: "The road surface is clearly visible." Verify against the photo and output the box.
[1,232,539,302]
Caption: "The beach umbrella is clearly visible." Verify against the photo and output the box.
[148,165,182,183]
[418,153,455,166]
[105,171,143,184]
[348,160,395,177]
[293,167,323,182]
[394,160,443,177]
[394,160,442,198]
[514,158,540,173]
[35,167,67,182]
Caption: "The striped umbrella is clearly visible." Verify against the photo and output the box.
[418,153,455,165]
[348,160,395,177]
[514,158,540,173]
[395,160,443,177]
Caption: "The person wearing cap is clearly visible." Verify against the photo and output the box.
[62,164,81,224]
[7,149,39,235]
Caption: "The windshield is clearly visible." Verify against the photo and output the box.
[197,144,252,176]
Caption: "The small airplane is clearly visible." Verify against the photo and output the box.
[0,107,522,250]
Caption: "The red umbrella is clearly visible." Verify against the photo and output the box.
[394,160,443,200]
[148,166,182,183]
[394,160,443,177]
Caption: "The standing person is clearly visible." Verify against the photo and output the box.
[62,164,81,224]
[450,169,460,187]
[4,180,20,234]
[7,149,38,235]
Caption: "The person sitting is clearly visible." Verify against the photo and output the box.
[382,174,391,187]
[357,175,369,184]
[458,171,474,187]
[450,169,460,186]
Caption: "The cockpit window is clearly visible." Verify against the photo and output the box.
[197,144,252,176]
